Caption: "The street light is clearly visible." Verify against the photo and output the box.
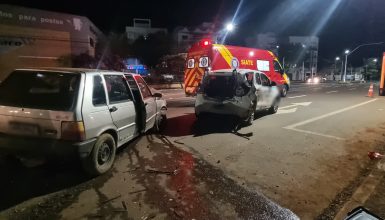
[343,50,350,82]
[226,23,234,32]
[334,57,341,80]
[373,58,378,62]
[343,42,384,82]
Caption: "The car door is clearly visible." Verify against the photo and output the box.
[134,76,157,132]
[259,73,272,108]
[103,74,136,145]
[253,72,264,110]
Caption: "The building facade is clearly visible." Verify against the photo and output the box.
[125,18,167,42]
[0,4,105,79]
[172,22,216,53]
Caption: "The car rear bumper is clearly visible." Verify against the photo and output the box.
[195,95,251,118]
[0,134,96,159]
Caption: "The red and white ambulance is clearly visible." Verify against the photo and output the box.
[184,39,290,97]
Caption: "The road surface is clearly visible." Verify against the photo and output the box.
[1,82,385,219]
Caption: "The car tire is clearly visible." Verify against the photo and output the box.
[154,114,167,132]
[82,133,116,176]
[269,98,280,114]
[281,84,288,97]
[243,102,256,125]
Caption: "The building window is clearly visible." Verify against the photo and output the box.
[89,37,95,48]
[182,35,188,40]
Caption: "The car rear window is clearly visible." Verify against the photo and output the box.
[202,73,237,98]
[0,70,81,111]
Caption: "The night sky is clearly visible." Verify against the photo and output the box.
[2,0,385,66]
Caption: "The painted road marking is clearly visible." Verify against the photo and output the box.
[284,99,378,140]
[326,90,338,94]
[279,102,312,110]
[277,108,298,114]
[348,88,357,91]
[288,95,307,99]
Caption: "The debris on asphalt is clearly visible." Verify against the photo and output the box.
[217,160,220,164]
[209,190,214,195]
[146,168,178,175]
[368,151,384,160]
[174,139,184,144]
[121,201,127,210]
[142,213,156,220]
[128,189,147,194]
[208,153,212,157]
[100,194,121,205]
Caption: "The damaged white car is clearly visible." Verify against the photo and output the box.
[195,69,281,125]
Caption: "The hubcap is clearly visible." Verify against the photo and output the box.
[98,143,111,165]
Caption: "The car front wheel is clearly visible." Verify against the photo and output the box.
[82,133,116,176]
[281,84,288,97]
[269,98,280,114]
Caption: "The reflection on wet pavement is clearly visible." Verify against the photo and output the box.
[1,134,298,220]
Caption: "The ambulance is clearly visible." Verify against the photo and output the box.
[184,39,290,97]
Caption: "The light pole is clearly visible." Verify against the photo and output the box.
[343,42,384,82]
[343,50,350,82]
[335,57,340,80]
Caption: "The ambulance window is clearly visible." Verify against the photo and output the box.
[255,73,262,85]
[257,60,270,71]
[274,61,283,74]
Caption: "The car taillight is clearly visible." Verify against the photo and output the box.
[61,121,85,141]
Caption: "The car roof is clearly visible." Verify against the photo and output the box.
[14,67,129,75]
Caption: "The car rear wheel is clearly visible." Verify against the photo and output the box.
[269,98,280,114]
[243,101,256,125]
[154,114,167,132]
[281,84,288,97]
[82,133,116,176]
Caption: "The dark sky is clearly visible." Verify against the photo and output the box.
[2,0,385,65]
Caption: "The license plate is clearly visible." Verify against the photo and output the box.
[9,122,39,135]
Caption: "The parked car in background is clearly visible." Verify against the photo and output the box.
[0,68,167,176]
[195,69,281,125]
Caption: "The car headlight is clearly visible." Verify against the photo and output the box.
[307,79,312,83]
[314,78,320,83]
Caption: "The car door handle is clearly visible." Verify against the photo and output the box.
[109,106,118,112]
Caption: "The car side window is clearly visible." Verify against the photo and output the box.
[125,74,139,90]
[104,75,132,104]
[273,61,283,74]
[92,75,107,106]
[261,74,270,87]
[135,76,152,99]
[255,72,262,85]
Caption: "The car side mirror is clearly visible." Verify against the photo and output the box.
[153,92,162,98]
[270,81,277,87]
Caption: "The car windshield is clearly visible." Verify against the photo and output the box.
[0,71,80,111]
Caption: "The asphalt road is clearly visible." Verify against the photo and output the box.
[1,82,385,219]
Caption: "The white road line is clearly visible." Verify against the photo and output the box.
[326,90,338,94]
[348,88,357,91]
[286,128,346,141]
[283,99,378,140]
[288,95,307,99]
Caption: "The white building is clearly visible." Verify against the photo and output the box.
[126,18,167,42]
